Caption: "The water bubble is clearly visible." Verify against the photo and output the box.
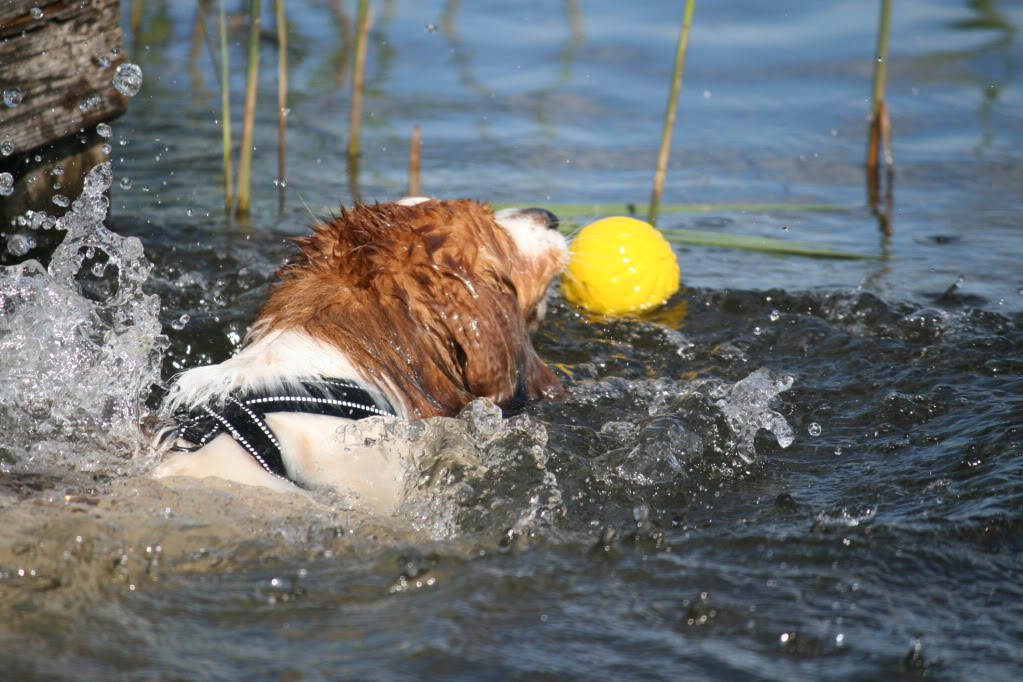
[118,176,132,190]
[1,138,14,156]
[51,166,64,176]
[6,234,34,256]
[97,122,112,138]
[425,23,438,32]
[170,314,191,331]
[112,63,143,96]
[782,225,789,232]
[101,143,112,154]
[52,194,70,208]
[753,326,762,335]
[91,261,106,277]
[3,87,23,108]
[30,7,43,19]
[769,309,781,322]
[111,47,120,56]
[97,55,112,68]
[52,182,61,190]
[186,208,193,217]
[808,422,822,436]
[0,172,13,196]
[280,107,291,117]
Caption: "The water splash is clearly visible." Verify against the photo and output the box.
[711,367,795,463]
[363,398,565,539]
[0,163,166,474]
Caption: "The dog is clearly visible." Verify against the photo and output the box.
[155,197,568,513]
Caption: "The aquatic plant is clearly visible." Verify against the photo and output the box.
[347,0,372,201]
[408,124,421,196]
[648,0,697,226]
[234,0,262,220]
[866,0,894,226]
[217,0,233,214]
[275,0,288,210]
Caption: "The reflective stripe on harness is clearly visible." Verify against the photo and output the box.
[167,378,397,483]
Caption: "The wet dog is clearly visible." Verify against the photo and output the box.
[155,198,567,513]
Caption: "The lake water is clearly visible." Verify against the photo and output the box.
[1,0,1022,679]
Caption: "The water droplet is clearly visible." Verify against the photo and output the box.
[0,172,13,196]
[808,422,822,436]
[753,326,762,335]
[112,63,143,96]
[30,7,43,19]
[186,208,193,217]
[78,94,100,111]
[170,314,191,331]
[782,225,789,232]
[280,107,291,117]
[101,143,112,154]
[111,47,120,56]
[97,55,112,68]
[769,309,781,322]
[5,234,34,256]
[52,182,61,190]
[424,23,438,32]
[834,446,843,456]
[52,194,70,208]
[0,138,13,156]
[51,166,64,176]
[85,246,96,259]
[91,261,106,277]
[118,177,132,190]
[97,122,112,138]
[3,87,23,108]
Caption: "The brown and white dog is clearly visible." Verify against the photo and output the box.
[155,198,567,513]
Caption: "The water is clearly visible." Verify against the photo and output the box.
[1,0,1022,679]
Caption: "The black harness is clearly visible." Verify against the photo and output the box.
[167,378,397,484]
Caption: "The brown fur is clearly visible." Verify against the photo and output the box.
[254,199,565,418]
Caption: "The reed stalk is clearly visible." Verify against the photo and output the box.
[235,0,262,220]
[217,0,233,215]
[347,0,372,197]
[408,125,421,196]
[275,0,288,209]
[648,0,696,226]
[131,0,144,41]
[867,0,892,173]
[865,0,894,233]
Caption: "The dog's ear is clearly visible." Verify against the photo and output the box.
[427,267,564,414]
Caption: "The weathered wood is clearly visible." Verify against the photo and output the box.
[0,0,127,156]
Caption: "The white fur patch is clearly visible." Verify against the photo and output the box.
[396,196,432,206]
[493,207,568,262]
[164,329,404,417]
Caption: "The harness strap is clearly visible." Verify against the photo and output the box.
[169,378,397,483]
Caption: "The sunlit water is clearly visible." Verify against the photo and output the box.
[1,0,1022,679]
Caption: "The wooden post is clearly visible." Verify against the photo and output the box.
[0,1,127,232]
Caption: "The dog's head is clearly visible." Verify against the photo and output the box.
[255,198,568,418]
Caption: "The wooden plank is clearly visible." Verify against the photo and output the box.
[0,0,128,156]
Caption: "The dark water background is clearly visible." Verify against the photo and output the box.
[2,0,1022,679]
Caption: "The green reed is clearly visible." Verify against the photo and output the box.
[866,0,893,205]
[275,0,288,210]
[347,0,372,200]
[408,125,421,196]
[217,0,233,214]
[235,0,262,220]
[648,0,696,226]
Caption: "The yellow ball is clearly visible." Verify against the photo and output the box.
[562,216,680,315]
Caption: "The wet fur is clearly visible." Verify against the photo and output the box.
[253,199,565,417]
